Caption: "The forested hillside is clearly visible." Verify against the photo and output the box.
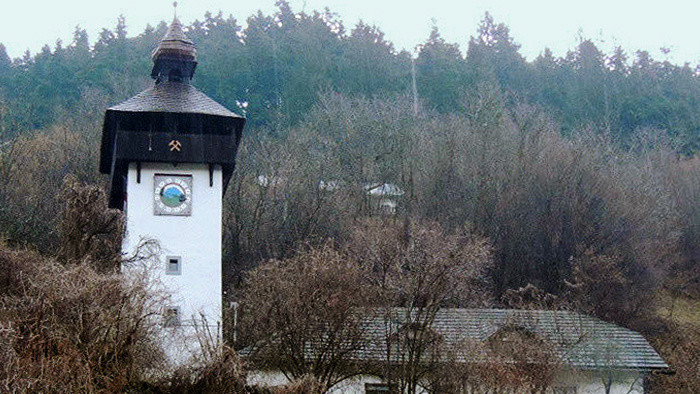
[0,2,698,392]
[0,3,698,152]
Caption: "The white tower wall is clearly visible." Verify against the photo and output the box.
[123,161,223,363]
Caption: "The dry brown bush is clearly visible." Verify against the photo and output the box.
[661,155,700,299]
[0,246,166,393]
[0,244,253,393]
[141,345,248,394]
[648,321,700,393]
[349,218,495,309]
[240,219,495,393]
[502,283,561,310]
[273,375,326,394]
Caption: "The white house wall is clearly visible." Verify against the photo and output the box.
[246,371,426,394]
[554,370,646,394]
[247,369,646,393]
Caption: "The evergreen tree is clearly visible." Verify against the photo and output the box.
[415,25,466,113]
[337,21,410,97]
[563,39,608,131]
[0,43,11,75]
[466,12,529,95]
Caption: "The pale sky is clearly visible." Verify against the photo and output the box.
[1,0,698,66]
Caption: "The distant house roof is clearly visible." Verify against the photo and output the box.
[364,183,405,197]
[256,175,287,188]
[108,81,241,118]
[319,180,342,192]
[356,308,668,371]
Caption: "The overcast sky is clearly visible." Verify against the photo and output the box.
[1,0,698,66]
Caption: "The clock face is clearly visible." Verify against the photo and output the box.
[154,174,192,216]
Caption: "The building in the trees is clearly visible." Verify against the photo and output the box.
[99,15,244,362]
[246,309,669,393]
[363,182,404,215]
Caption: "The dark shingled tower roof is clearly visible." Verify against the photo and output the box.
[108,82,239,117]
[99,14,245,209]
[150,16,197,81]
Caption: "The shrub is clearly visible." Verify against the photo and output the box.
[0,246,166,392]
[141,346,248,394]
[274,375,326,394]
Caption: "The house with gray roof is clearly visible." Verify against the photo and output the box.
[246,308,669,393]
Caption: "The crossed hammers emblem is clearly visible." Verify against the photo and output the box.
[168,140,182,152]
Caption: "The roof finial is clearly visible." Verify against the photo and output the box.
[173,2,178,19]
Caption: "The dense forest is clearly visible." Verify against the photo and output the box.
[0,4,698,152]
[0,1,698,392]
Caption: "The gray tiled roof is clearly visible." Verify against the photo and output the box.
[108,81,242,118]
[352,308,669,370]
[254,308,668,371]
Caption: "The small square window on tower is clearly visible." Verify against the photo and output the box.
[166,256,182,275]
[163,306,181,327]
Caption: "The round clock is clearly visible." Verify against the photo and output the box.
[154,175,192,216]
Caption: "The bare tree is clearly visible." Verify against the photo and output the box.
[349,218,494,393]
[240,241,372,390]
[58,175,124,270]
[566,250,638,324]
[0,125,101,252]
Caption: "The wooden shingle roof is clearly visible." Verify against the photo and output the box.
[108,81,241,118]
[151,16,197,62]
